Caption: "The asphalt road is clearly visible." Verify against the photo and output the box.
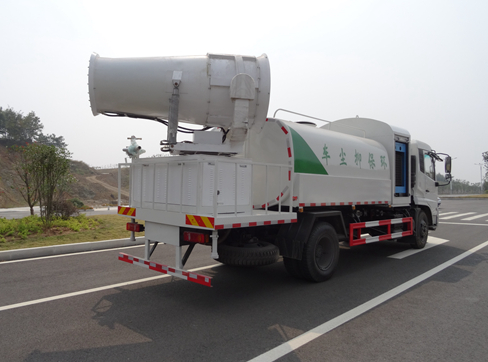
[1,199,488,361]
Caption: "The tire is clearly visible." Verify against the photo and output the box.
[217,241,279,266]
[299,223,340,282]
[283,257,303,278]
[409,210,429,249]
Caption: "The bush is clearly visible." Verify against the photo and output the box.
[0,215,43,238]
[53,200,79,220]
[69,198,84,208]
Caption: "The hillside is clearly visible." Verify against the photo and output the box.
[0,146,129,208]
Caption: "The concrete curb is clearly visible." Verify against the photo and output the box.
[0,237,146,262]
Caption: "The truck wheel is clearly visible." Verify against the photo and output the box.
[283,257,303,278]
[217,241,279,267]
[409,210,429,249]
[300,223,340,282]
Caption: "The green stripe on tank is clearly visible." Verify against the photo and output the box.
[289,127,328,175]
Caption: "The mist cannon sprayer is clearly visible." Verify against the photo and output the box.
[88,52,271,155]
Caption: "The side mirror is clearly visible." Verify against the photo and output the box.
[445,156,452,174]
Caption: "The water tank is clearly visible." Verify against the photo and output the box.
[88,53,271,131]
[247,118,392,208]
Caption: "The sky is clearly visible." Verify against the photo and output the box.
[1,0,487,183]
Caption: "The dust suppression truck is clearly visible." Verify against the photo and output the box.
[88,52,452,287]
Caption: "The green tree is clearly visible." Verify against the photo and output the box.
[29,144,74,226]
[437,173,482,195]
[0,107,43,142]
[0,107,67,148]
[36,133,67,148]
[6,145,40,215]
[483,151,488,180]
[6,143,74,226]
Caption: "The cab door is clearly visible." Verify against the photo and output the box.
[414,148,438,224]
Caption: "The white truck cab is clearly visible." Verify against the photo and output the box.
[410,140,450,230]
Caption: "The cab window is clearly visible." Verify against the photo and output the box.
[419,149,435,180]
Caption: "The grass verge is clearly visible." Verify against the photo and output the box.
[464,194,488,198]
[0,214,144,251]
[441,194,488,199]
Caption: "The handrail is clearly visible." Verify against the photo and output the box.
[273,108,330,124]
[117,162,131,206]
[273,108,366,137]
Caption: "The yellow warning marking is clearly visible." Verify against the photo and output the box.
[187,214,198,226]
[118,207,136,217]
[185,215,215,228]
[202,217,214,228]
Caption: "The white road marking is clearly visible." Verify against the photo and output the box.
[439,212,457,216]
[440,222,488,227]
[0,244,144,264]
[441,212,476,220]
[388,237,449,259]
[462,213,488,221]
[247,240,488,362]
[0,264,221,312]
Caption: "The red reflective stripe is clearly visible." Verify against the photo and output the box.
[287,148,292,157]
[120,253,212,287]
[118,254,129,262]
[351,239,366,246]
[249,222,257,227]
[281,126,288,134]
[215,225,224,230]
[264,221,272,225]
[194,216,206,227]
[379,220,391,226]
[232,223,241,228]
